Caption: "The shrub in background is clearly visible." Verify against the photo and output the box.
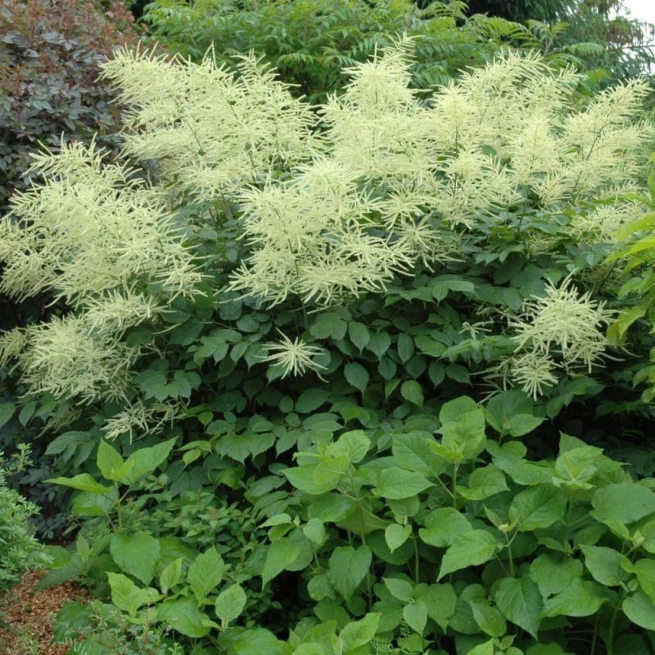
[0,0,138,214]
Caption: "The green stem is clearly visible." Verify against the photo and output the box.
[452,464,459,508]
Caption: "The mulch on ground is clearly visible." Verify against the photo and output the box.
[0,570,88,655]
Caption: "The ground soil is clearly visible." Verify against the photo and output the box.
[0,570,88,655]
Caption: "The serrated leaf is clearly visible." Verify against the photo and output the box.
[392,431,446,478]
[121,439,176,486]
[397,334,415,364]
[188,547,225,599]
[540,578,606,618]
[580,545,627,587]
[384,577,414,603]
[215,584,247,624]
[419,508,472,548]
[158,597,211,638]
[311,312,348,340]
[214,430,275,464]
[591,483,655,524]
[303,518,327,546]
[385,524,412,553]
[400,380,423,407]
[295,388,332,414]
[46,473,111,496]
[439,531,498,579]
[348,322,371,351]
[494,576,542,638]
[329,430,370,464]
[262,538,299,587]
[97,439,133,482]
[107,572,158,617]
[403,600,428,634]
[110,532,160,585]
[344,362,369,393]
[159,558,184,594]
[457,464,508,500]
[0,402,14,429]
[421,584,456,632]
[339,612,380,651]
[530,554,583,599]
[470,599,507,638]
[509,485,567,531]
[374,468,433,499]
[328,546,371,599]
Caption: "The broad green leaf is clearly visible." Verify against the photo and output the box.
[71,488,117,517]
[311,312,348,341]
[121,439,176,485]
[314,456,350,488]
[439,531,498,579]
[440,396,478,423]
[329,430,370,464]
[419,508,472,548]
[540,578,606,618]
[308,493,357,523]
[338,612,380,651]
[438,408,486,461]
[215,584,247,624]
[484,390,542,437]
[295,389,331,414]
[494,576,542,638]
[591,483,655,524]
[470,600,507,638]
[392,431,446,478]
[283,465,338,495]
[344,362,369,393]
[465,640,495,655]
[374,468,433,499]
[530,554,583,599]
[188,547,225,599]
[328,546,372,599]
[107,572,159,617]
[0,402,14,429]
[348,321,371,351]
[158,597,211,638]
[509,485,566,531]
[46,474,111,496]
[303,518,327,547]
[385,524,412,553]
[632,559,655,600]
[384,578,414,603]
[215,430,275,464]
[493,458,553,486]
[159,558,184,594]
[336,505,388,536]
[262,538,299,587]
[366,331,391,359]
[400,380,424,408]
[97,439,133,482]
[580,545,627,587]
[110,532,160,585]
[403,600,428,634]
[457,464,508,501]
[218,627,285,655]
[420,584,456,632]
[623,590,655,631]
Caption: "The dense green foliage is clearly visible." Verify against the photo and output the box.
[2,1,655,653]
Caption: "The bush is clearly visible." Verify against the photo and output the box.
[0,0,138,213]
[0,446,47,591]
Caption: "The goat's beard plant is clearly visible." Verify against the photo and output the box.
[0,40,651,406]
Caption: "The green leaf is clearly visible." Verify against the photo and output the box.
[465,639,495,655]
[314,456,350,488]
[97,439,133,482]
[392,431,446,478]
[46,473,111,496]
[385,524,412,553]
[374,468,433,499]
[580,545,627,587]
[366,331,392,359]
[158,597,211,638]
[438,404,486,461]
[107,572,159,617]
[188,547,225,599]
[218,627,284,655]
[419,508,472,548]
[159,558,184,594]
[295,389,332,414]
[530,554,583,599]
[440,396,478,423]
[623,590,655,631]
[311,312,348,340]
[384,578,414,603]
[0,402,14,429]
[457,464,508,501]
[509,485,567,531]
[591,483,655,524]
[110,532,160,586]
[215,584,247,624]
[439,531,498,579]
[345,362,369,393]
[397,334,415,364]
[540,578,606,618]
[494,576,542,638]
[403,600,428,634]
[339,612,380,651]
[215,431,275,464]
[121,439,176,485]
[470,600,507,638]
[400,380,423,407]
[303,519,327,547]
[632,559,655,600]
[421,584,456,632]
[328,546,372,599]
[329,430,370,464]
[262,538,299,587]
[348,321,371,351]
[284,465,340,495]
